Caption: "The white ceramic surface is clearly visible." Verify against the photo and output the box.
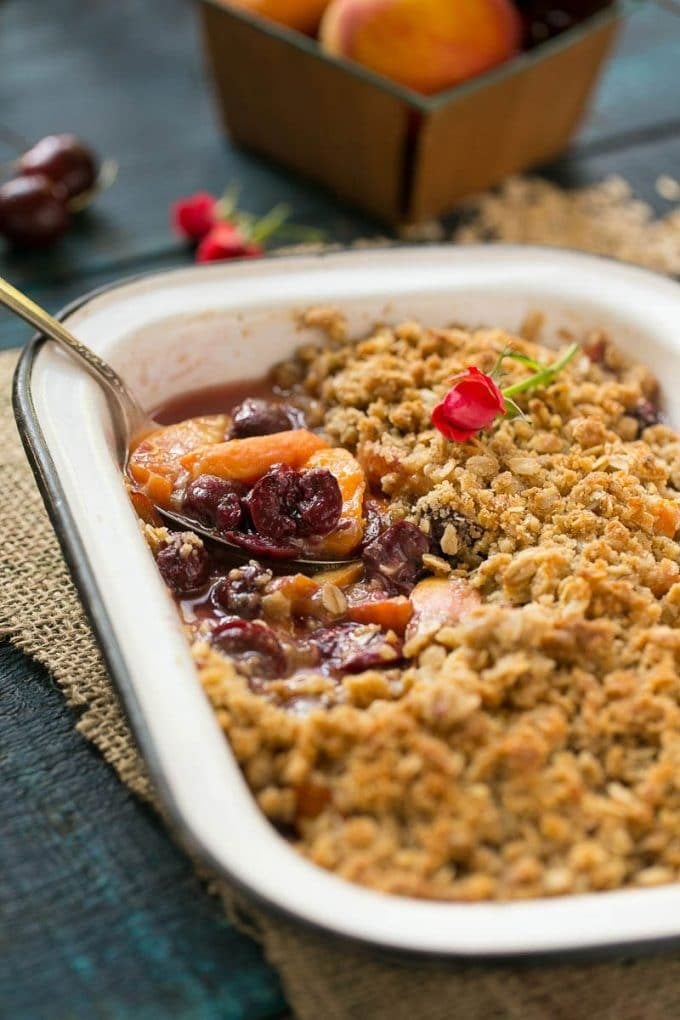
[21,246,680,957]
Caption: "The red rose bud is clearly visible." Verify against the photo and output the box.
[195,222,263,263]
[172,192,217,240]
[432,366,506,442]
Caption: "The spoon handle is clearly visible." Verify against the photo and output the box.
[0,274,148,440]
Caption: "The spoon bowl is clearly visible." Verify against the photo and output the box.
[0,275,351,572]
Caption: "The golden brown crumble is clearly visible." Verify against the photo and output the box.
[193,314,680,902]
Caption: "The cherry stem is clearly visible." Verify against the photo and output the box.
[504,396,527,422]
[67,158,119,212]
[249,203,290,244]
[216,183,240,221]
[501,343,580,400]
[270,223,327,243]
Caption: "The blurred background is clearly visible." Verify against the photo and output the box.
[2,0,679,354]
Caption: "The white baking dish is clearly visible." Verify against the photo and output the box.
[14,245,680,959]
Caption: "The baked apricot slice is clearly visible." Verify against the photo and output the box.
[406,577,480,641]
[269,573,320,616]
[652,499,680,539]
[313,561,364,588]
[302,447,366,558]
[128,487,163,526]
[348,596,413,635]
[128,415,228,509]
[181,429,328,485]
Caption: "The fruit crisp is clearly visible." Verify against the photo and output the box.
[131,310,680,901]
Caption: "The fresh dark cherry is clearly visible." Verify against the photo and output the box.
[362,521,429,595]
[516,0,611,45]
[229,398,305,439]
[184,475,245,527]
[156,534,210,595]
[312,622,402,674]
[210,562,270,619]
[20,134,98,199]
[0,175,69,247]
[212,617,286,678]
[244,464,342,543]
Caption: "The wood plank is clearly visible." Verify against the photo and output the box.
[578,2,680,145]
[544,130,680,209]
[0,643,286,1019]
[0,255,190,350]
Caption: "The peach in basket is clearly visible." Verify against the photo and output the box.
[320,0,522,95]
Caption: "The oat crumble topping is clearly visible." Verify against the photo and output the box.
[149,310,680,902]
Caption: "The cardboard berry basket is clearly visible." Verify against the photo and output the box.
[198,1,628,224]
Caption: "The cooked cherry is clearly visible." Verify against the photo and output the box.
[362,498,391,547]
[362,521,429,595]
[584,336,606,364]
[311,622,402,674]
[223,530,300,560]
[229,398,305,439]
[296,469,343,537]
[0,175,69,247]
[244,464,341,543]
[245,464,299,542]
[184,474,245,526]
[20,134,98,199]
[212,617,286,677]
[210,562,270,618]
[156,534,210,595]
[215,492,243,531]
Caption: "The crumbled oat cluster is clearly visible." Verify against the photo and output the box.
[196,311,680,901]
[452,175,680,276]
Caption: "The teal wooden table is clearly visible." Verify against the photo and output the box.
[2,2,680,1017]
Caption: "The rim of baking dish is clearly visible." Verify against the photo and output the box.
[13,243,680,962]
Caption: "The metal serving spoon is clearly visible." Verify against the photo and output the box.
[0,275,352,573]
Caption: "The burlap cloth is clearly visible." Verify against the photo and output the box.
[4,346,680,1020]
